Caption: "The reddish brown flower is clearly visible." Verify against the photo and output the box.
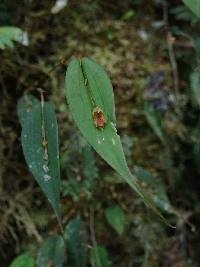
[92,107,107,128]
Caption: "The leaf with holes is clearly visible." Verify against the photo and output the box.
[18,96,61,225]
[66,57,172,226]
[37,235,65,267]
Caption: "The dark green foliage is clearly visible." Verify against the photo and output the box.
[90,246,109,267]
[183,0,200,18]
[37,235,65,267]
[105,205,125,235]
[144,101,165,143]
[9,254,35,267]
[64,217,87,267]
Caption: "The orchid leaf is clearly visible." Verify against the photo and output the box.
[18,95,61,225]
[37,235,65,267]
[65,57,173,227]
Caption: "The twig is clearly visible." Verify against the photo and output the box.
[163,0,179,100]
[89,206,101,267]
[37,88,48,161]
[0,71,8,98]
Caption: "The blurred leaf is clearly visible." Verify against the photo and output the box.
[10,254,35,267]
[61,178,81,202]
[66,57,171,226]
[135,166,175,214]
[105,27,114,41]
[90,245,109,267]
[183,0,200,18]
[61,144,97,201]
[82,144,98,197]
[105,205,125,235]
[82,144,97,182]
[134,166,155,185]
[18,96,61,225]
[170,5,199,24]
[192,36,200,57]
[192,143,200,174]
[121,10,135,21]
[144,101,165,143]
[0,26,28,49]
[190,68,200,108]
[64,217,87,267]
[103,172,124,184]
[51,0,68,14]
[153,186,174,214]
[37,235,65,267]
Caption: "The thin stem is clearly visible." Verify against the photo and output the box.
[37,88,48,161]
[163,0,179,101]
[89,206,102,267]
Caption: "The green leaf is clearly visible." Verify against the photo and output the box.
[144,101,165,143]
[64,217,87,267]
[10,254,35,267]
[183,0,200,18]
[18,96,61,225]
[135,166,175,214]
[134,165,155,185]
[0,26,28,50]
[190,68,200,108]
[105,205,125,235]
[90,246,109,267]
[17,95,40,126]
[121,10,135,21]
[66,57,172,226]
[170,5,199,24]
[37,235,65,267]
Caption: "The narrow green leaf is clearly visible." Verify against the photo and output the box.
[18,96,61,225]
[10,254,35,267]
[64,217,87,267]
[66,57,173,227]
[183,0,200,18]
[105,205,125,235]
[37,235,65,267]
[144,101,165,143]
[90,246,109,267]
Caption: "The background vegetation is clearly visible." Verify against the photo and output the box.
[0,0,200,266]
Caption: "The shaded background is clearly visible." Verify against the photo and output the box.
[0,0,200,266]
